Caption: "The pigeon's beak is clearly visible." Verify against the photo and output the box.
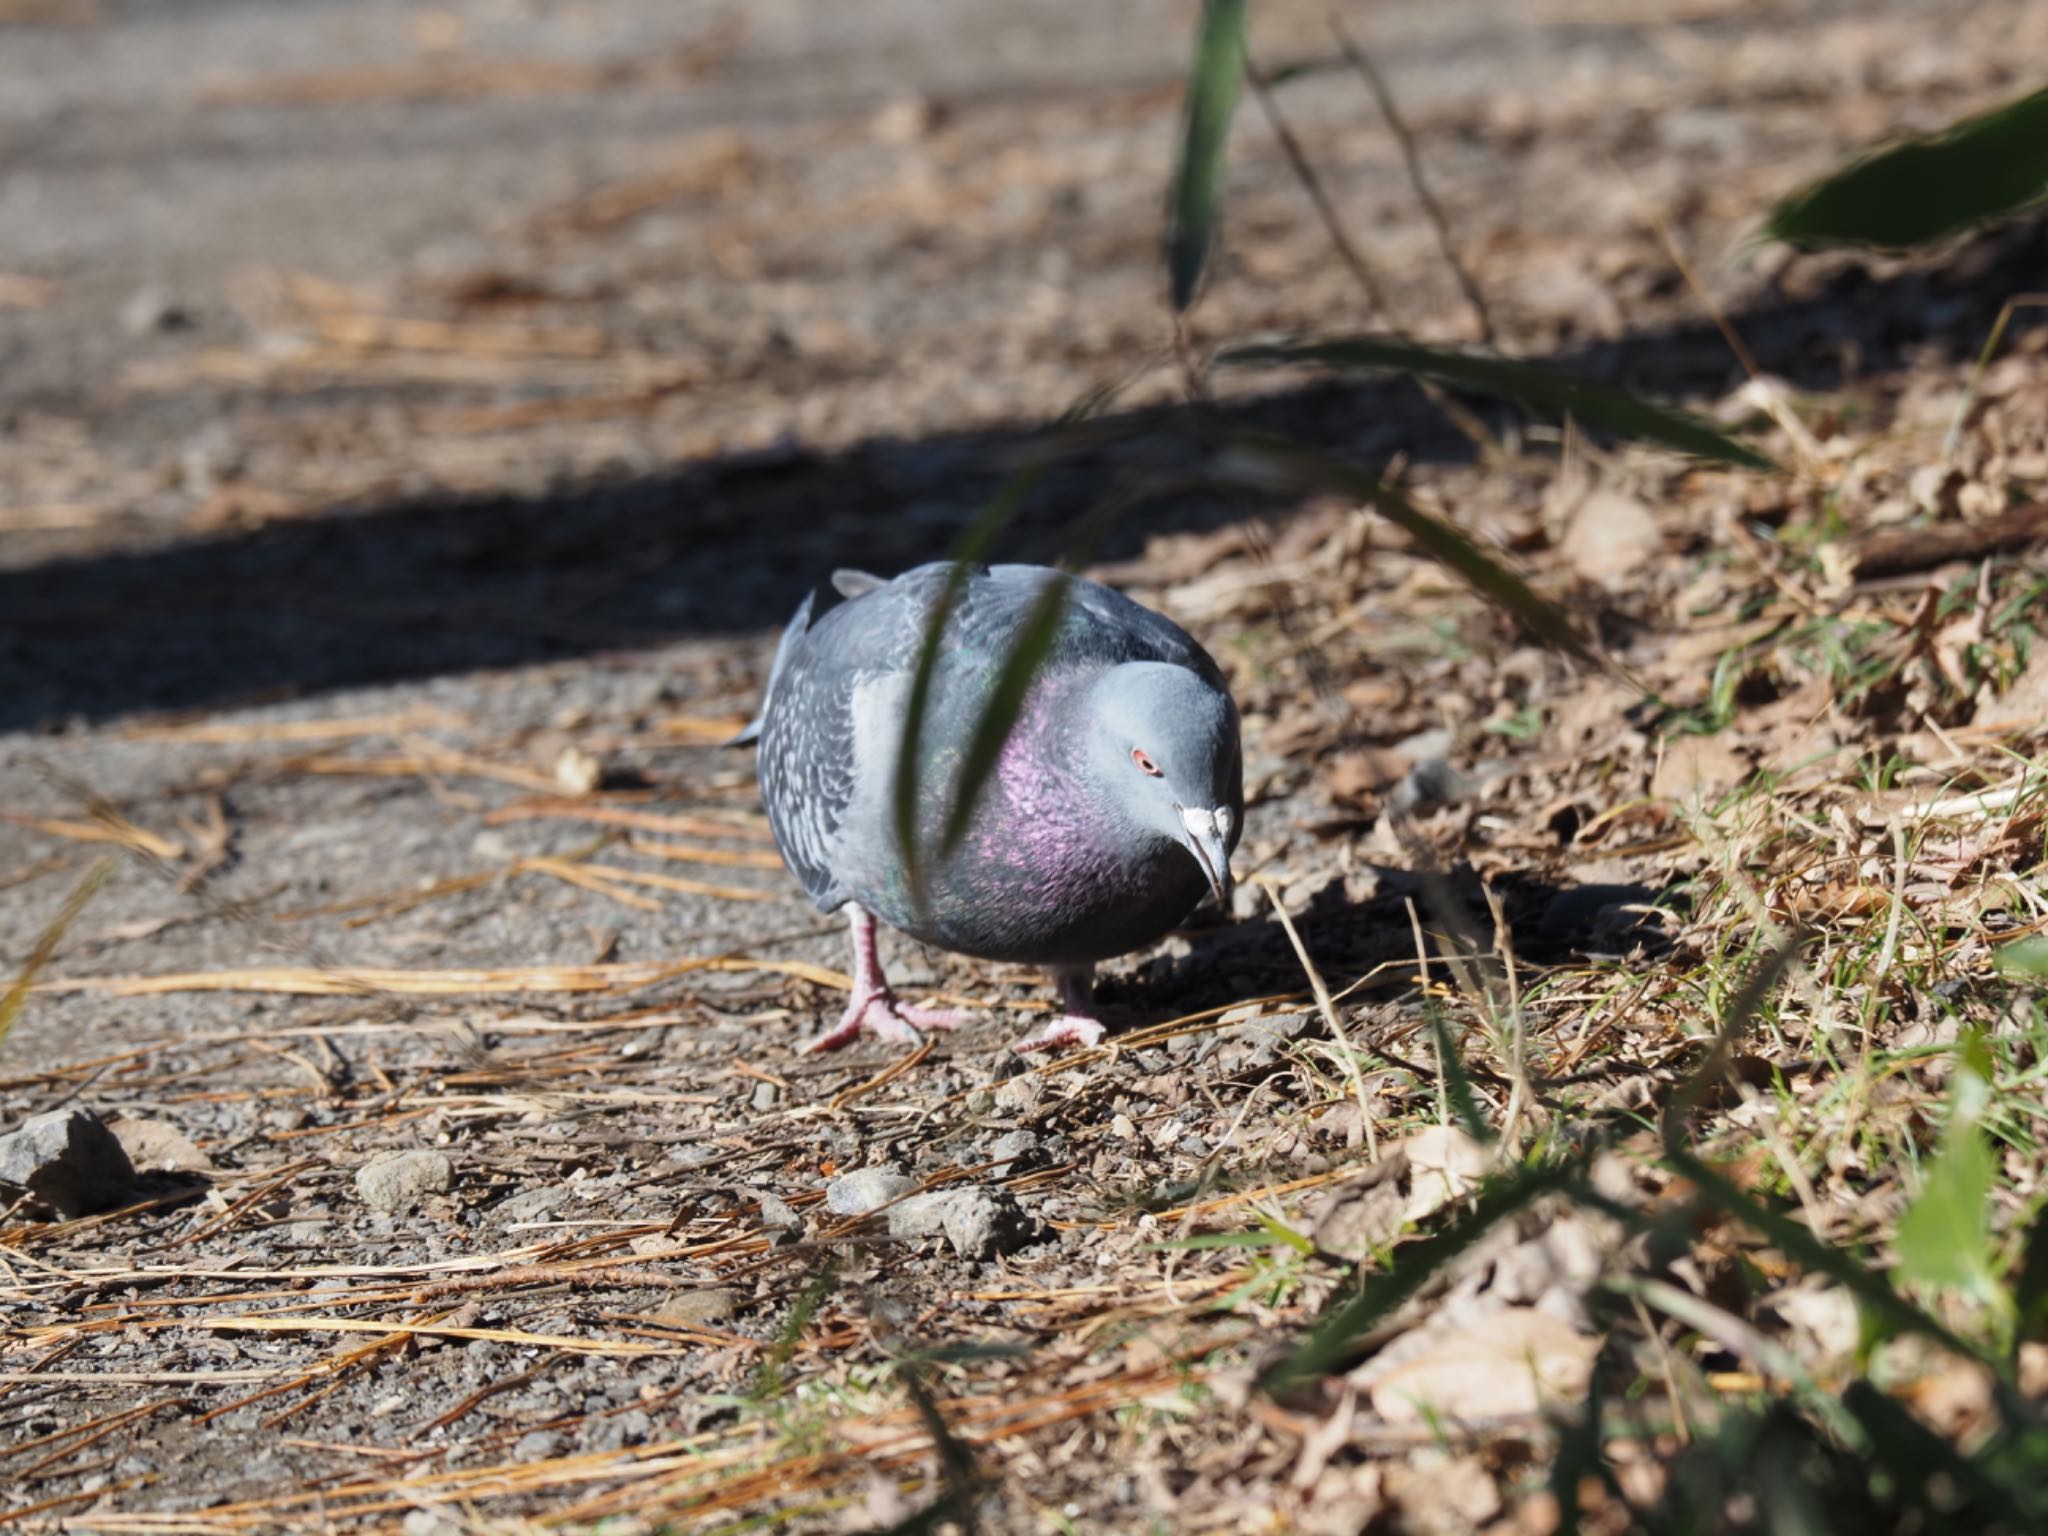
[1176,805,1235,908]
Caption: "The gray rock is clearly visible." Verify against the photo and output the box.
[513,1430,564,1461]
[985,1129,1040,1174]
[490,1186,563,1225]
[0,1108,138,1218]
[755,1191,802,1231]
[825,1166,916,1215]
[887,1185,1036,1259]
[355,1150,455,1214]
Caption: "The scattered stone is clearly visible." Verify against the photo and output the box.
[512,1430,564,1461]
[824,1166,915,1215]
[657,1287,742,1327]
[985,1129,1040,1174]
[0,1108,139,1219]
[887,1185,1036,1259]
[492,1186,564,1226]
[755,1191,802,1232]
[121,285,194,335]
[355,1150,455,1214]
[110,1117,214,1175]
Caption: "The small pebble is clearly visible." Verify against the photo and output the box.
[825,1166,915,1215]
[355,1150,454,1215]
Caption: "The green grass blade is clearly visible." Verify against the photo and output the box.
[0,855,114,1057]
[1260,1159,1575,1393]
[1765,85,2048,252]
[1219,336,1775,469]
[1166,0,1247,312]
[1211,434,1606,670]
[1660,929,1808,1147]
[750,1260,839,1401]
[1428,1010,1495,1145]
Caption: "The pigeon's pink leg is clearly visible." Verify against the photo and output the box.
[1012,965,1108,1053]
[803,907,968,1052]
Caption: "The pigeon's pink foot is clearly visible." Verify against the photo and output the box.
[804,906,969,1053]
[1010,1014,1108,1054]
[804,990,967,1053]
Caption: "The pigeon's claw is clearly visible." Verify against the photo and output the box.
[1011,1015,1108,1054]
[804,991,967,1053]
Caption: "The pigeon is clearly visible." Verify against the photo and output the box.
[739,561,1242,1053]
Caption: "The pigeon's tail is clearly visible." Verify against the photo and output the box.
[726,589,818,747]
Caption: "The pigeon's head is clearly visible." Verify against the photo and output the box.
[1086,661,1242,905]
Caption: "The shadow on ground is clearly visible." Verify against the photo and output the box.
[5,217,2041,731]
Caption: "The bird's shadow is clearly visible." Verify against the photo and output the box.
[1099,866,1681,1036]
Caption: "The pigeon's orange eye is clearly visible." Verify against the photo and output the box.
[1132,748,1162,776]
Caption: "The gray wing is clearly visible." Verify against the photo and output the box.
[755,589,859,908]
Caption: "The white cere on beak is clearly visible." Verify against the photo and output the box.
[1175,804,1235,904]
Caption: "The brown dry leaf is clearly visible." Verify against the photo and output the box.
[1325,747,1412,807]
[1364,1306,1599,1423]
[1651,733,1749,802]
[1380,1452,1504,1532]
[1401,1124,1492,1223]
[1975,643,2048,732]
[1559,486,1662,586]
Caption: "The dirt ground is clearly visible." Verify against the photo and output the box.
[5,0,2048,1530]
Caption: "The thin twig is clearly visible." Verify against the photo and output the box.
[1327,11,1495,344]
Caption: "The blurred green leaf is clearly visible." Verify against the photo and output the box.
[1255,1211,1316,1255]
[1765,85,2048,252]
[1210,434,1606,670]
[1261,1159,1575,1393]
[1998,937,2048,980]
[1219,336,1775,469]
[1166,0,1247,312]
[1897,1033,2007,1315]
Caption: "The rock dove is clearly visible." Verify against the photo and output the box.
[740,561,1242,1053]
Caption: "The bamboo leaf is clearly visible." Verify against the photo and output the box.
[1219,335,1775,470]
[1210,434,1607,670]
[892,391,1137,903]
[1166,0,1247,312]
[1765,86,2048,252]
[936,573,1074,860]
